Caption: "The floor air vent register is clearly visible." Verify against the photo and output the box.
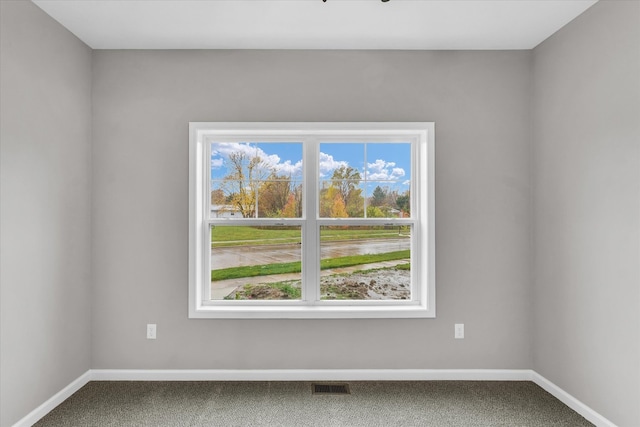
[312,383,351,395]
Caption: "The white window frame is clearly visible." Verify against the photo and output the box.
[189,122,435,319]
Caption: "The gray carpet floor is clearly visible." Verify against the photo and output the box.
[35,381,594,426]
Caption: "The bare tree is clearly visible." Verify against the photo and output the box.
[329,165,364,217]
[221,151,267,218]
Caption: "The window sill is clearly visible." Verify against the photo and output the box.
[189,303,435,319]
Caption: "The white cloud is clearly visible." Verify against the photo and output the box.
[211,146,407,182]
[367,172,388,180]
[211,142,256,159]
[319,152,348,178]
[276,159,303,176]
[211,142,303,177]
[366,159,405,181]
[368,159,394,174]
[391,167,405,178]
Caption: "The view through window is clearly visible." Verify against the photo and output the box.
[209,141,411,301]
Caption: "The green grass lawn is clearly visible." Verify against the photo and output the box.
[211,226,410,248]
[211,226,301,247]
[211,250,410,281]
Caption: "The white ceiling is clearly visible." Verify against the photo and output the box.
[32,0,598,50]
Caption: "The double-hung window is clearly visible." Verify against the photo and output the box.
[189,122,434,318]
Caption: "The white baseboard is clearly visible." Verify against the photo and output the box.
[14,369,616,427]
[90,368,533,382]
[531,372,616,427]
[12,370,91,427]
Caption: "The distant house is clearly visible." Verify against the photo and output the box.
[210,204,240,218]
[388,208,402,218]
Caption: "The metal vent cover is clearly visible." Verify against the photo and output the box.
[312,383,351,395]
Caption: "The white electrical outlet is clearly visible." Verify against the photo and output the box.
[147,323,157,339]
[454,323,464,339]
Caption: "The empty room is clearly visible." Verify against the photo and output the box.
[1,0,638,426]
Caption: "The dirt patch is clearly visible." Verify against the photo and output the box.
[226,281,300,300]
[227,267,410,300]
[321,268,410,300]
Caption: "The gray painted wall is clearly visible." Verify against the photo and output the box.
[0,1,93,426]
[91,50,532,370]
[6,1,637,425]
[532,1,640,426]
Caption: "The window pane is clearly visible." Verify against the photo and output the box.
[364,143,411,218]
[319,180,364,218]
[319,143,364,179]
[210,225,302,300]
[210,142,303,219]
[319,143,364,218]
[257,180,303,218]
[365,182,410,219]
[365,143,411,182]
[320,225,411,300]
[319,142,412,219]
[210,181,240,218]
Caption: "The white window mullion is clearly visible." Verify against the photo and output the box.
[303,137,320,303]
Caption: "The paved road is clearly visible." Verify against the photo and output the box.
[211,238,410,269]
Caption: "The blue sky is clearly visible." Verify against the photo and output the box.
[210,142,411,192]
